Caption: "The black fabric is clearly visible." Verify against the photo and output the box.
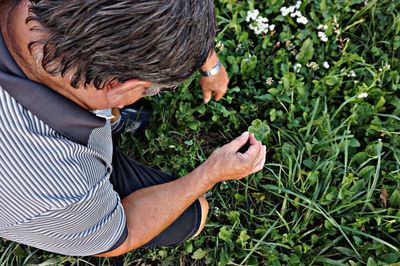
[0,30,105,145]
[109,148,202,248]
[104,224,128,252]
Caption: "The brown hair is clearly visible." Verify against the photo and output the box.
[28,0,216,89]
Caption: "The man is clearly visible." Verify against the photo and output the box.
[0,0,266,257]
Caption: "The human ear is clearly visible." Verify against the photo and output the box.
[106,79,151,107]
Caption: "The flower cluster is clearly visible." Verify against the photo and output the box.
[348,70,357,78]
[246,9,259,22]
[280,1,308,25]
[307,61,319,71]
[317,24,328,42]
[246,9,275,35]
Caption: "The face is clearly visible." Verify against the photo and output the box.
[103,80,178,109]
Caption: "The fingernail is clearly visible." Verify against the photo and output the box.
[241,131,249,137]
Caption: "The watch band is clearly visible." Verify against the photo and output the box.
[200,60,222,77]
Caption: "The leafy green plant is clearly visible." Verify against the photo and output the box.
[2,0,399,265]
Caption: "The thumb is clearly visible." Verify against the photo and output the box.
[225,132,250,152]
[203,90,212,104]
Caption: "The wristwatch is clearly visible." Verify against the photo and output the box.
[200,60,222,77]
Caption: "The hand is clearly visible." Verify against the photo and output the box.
[199,65,229,104]
[201,132,266,185]
[199,50,229,103]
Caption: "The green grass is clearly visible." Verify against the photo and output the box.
[1,0,399,265]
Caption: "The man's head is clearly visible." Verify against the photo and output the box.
[27,0,216,90]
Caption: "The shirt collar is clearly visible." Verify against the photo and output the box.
[0,30,106,145]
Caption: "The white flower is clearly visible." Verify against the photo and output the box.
[291,10,302,17]
[357,92,368,99]
[323,61,330,69]
[347,70,357,77]
[297,16,308,25]
[246,9,259,22]
[318,24,328,30]
[216,41,224,51]
[266,77,274,85]
[269,24,276,31]
[294,63,302,73]
[318,31,328,42]
[280,7,289,16]
[214,206,220,217]
[318,24,329,41]
[249,15,270,35]
[280,2,309,25]
[255,28,263,35]
[307,62,319,71]
[280,6,296,16]
[235,44,243,52]
[256,16,269,24]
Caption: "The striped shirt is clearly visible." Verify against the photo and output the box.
[0,32,127,255]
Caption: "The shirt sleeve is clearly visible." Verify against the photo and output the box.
[0,178,127,256]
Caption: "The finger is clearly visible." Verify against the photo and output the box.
[248,133,260,145]
[255,146,267,171]
[224,132,250,152]
[246,134,263,155]
[214,86,228,101]
[202,90,212,104]
[249,146,266,175]
[253,143,265,163]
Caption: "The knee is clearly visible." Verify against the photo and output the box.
[192,196,209,238]
[199,196,209,218]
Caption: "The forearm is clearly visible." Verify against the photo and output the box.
[97,132,266,257]
[97,165,213,257]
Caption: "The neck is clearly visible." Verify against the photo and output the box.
[0,1,101,110]
[1,2,39,80]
